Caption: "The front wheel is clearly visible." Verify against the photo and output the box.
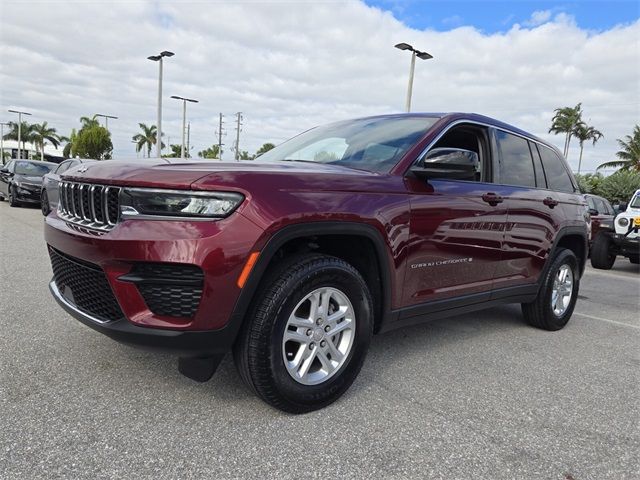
[233,254,373,413]
[41,189,50,216]
[8,185,19,207]
[522,248,579,331]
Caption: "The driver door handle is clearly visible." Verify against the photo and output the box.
[482,193,503,206]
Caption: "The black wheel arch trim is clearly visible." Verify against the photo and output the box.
[227,221,395,344]
[542,225,589,282]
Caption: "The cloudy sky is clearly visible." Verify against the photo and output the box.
[1,0,638,173]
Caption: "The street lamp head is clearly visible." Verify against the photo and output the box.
[147,55,161,61]
[416,51,433,60]
[170,95,183,100]
[395,42,413,51]
[160,51,175,57]
[8,109,32,116]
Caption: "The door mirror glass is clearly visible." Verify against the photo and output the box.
[411,148,479,180]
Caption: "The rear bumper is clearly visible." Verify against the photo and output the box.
[50,280,236,356]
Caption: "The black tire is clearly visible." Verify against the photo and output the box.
[8,185,19,207]
[629,256,640,265]
[41,189,50,216]
[233,254,373,414]
[590,233,616,269]
[522,248,580,331]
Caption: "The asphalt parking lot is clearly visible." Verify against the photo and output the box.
[1,202,638,480]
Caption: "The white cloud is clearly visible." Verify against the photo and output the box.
[0,1,638,174]
[523,10,553,27]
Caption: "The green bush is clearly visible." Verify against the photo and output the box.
[596,170,640,203]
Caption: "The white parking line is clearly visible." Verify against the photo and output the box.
[584,269,640,281]
[575,312,640,330]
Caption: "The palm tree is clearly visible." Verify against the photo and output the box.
[31,122,62,161]
[2,121,36,157]
[132,123,159,158]
[573,123,603,174]
[62,129,76,158]
[80,116,100,129]
[549,103,583,158]
[598,125,640,172]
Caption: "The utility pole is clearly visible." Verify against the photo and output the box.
[170,95,198,160]
[0,122,8,165]
[234,112,243,161]
[217,113,225,161]
[186,122,191,159]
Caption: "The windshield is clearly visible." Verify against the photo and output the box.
[630,193,640,209]
[15,161,53,176]
[257,116,439,173]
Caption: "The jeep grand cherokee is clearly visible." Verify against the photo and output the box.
[45,113,588,413]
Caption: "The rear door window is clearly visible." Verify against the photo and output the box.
[538,146,575,193]
[496,130,536,188]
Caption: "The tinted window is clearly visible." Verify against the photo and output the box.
[258,116,439,173]
[55,161,71,174]
[15,161,53,176]
[530,142,547,188]
[496,131,536,187]
[538,147,575,193]
[594,198,612,215]
[587,196,597,211]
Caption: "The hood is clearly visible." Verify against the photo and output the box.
[16,174,44,186]
[61,158,379,191]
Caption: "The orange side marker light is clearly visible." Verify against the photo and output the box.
[237,252,260,289]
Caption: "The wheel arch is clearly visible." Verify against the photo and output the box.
[229,222,394,338]
[544,226,589,281]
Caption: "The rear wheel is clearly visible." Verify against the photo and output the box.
[41,189,50,216]
[233,254,373,413]
[522,248,579,331]
[590,233,616,270]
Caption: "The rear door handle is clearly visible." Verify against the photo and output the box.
[543,197,559,208]
[482,193,503,206]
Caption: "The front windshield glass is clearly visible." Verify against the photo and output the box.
[258,116,439,173]
[15,161,53,176]
[630,193,640,209]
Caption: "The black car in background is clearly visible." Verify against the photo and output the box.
[41,158,96,215]
[0,160,56,207]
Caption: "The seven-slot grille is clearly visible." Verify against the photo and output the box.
[58,181,121,231]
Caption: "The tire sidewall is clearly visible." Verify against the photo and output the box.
[540,249,579,329]
[41,190,49,215]
[266,263,372,409]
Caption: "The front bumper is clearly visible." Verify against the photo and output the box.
[15,186,41,203]
[49,280,236,355]
[45,209,264,339]
[611,233,640,257]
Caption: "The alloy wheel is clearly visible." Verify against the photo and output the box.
[551,264,574,317]
[282,287,355,385]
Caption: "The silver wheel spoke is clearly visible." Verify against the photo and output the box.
[551,263,574,316]
[282,286,356,386]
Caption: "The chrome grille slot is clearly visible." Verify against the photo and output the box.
[58,181,121,231]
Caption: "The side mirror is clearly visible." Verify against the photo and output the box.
[588,208,599,216]
[410,148,479,181]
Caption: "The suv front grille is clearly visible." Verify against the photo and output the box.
[58,181,121,231]
[49,247,124,322]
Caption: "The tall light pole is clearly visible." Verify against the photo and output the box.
[170,95,198,159]
[148,51,174,158]
[95,113,118,131]
[0,122,9,165]
[394,43,433,112]
[8,109,32,160]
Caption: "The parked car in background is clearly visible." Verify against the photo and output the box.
[584,193,616,244]
[45,113,588,413]
[591,189,640,268]
[0,160,56,207]
[41,159,97,215]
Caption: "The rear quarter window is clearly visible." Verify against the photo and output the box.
[538,146,575,193]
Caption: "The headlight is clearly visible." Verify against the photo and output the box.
[618,217,629,227]
[121,188,244,219]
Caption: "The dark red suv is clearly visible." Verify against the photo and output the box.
[45,113,588,412]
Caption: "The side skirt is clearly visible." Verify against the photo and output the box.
[379,284,538,334]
